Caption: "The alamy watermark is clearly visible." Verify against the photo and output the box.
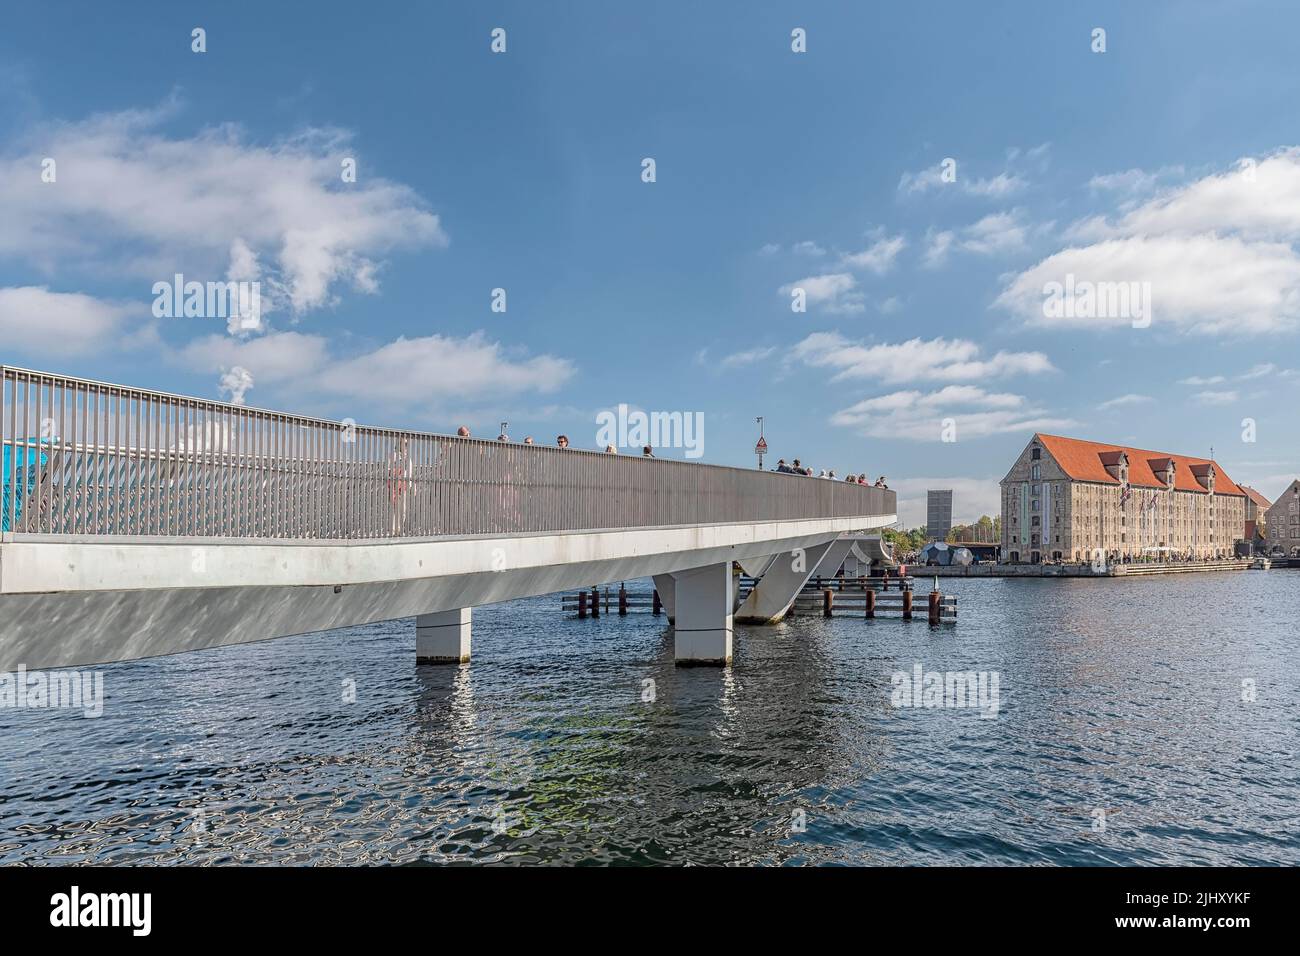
[595,403,704,458]
[50,886,150,936]
[1042,273,1151,328]
[890,662,1000,718]
[0,664,104,718]
[152,273,261,329]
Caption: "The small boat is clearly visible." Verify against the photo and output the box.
[1249,557,1272,570]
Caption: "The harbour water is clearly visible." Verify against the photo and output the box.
[1,572,1296,865]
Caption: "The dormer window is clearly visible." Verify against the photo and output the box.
[1100,449,1128,483]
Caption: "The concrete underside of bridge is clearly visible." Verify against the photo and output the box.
[0,515,892,669]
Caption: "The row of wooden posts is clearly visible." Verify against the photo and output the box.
[561,577,956,625]
[561,585,645,618]
[791,587,956,624]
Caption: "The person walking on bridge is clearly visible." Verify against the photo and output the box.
[387,437,413,536]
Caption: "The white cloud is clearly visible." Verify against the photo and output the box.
[218,365,254,405]
[997,234,1300,335]
[1086,166,1184,195]
[964,172,1026,198]
[1194,389,1239,405]
[959,210,1030,255]
[839,234,906,274]
[828,385,1075,441]
[922,229,955,268]
[0,100,446,317]
[175,330,574,415]
[0,285,139,356]
[791,240,826,257]
[791,332,1056,385]
[1181,365,1295,385]
[718,346,777,368]
[921,212,1034,268]
[1082,150,1300,241]
[1000,148,1300,335]
[1097,393,1152,410]
[778,273,864,314]
[1239,362,1296,379]
[898,163,1026,198]
[179,330,331,384]
[757,243,781,256]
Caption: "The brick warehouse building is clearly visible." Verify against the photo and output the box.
[1000,434,1247,564]
[1263,479,1300,557]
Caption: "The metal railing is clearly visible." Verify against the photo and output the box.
[2,367,895,540]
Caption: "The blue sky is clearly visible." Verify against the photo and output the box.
[2,1,1299,524]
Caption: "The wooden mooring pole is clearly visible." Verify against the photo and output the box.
[865,588,876,619]
[590,585,600,618]
[618,584,628,616]
[823,588,833,617]
[928,589,941,626]
[578,590,588,619]
[902,589,913,620]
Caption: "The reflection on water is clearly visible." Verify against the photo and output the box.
[1,572,1297,865]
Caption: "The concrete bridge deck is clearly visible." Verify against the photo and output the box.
[1,367,895,668]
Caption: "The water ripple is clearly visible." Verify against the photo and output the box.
[1,572,1297,865]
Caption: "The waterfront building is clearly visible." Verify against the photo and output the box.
[1263,480,1300,557]
[927,489,953,542]
[999,434,1247,564]
[1240,485,1271,547]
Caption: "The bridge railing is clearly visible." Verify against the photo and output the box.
[2,367,895,540]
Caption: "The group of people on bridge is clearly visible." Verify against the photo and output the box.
[454,426,655,457]
[774,459,888,489]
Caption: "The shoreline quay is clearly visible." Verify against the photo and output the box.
[921,560,1254,578]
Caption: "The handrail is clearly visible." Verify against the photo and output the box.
[2,366,895,539]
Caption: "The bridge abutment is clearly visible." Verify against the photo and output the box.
[416,608,472,664]
[671,563,732,665]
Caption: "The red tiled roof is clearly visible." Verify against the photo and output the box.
[1034,434,1245,496]
[1239,485,1272,509]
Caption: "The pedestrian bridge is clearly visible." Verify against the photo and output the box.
[0,367,895,669]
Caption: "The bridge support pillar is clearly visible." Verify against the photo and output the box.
[651,573,676,623]
[734,537,846,624]
[671,563,732,665]
[416,608,472,664]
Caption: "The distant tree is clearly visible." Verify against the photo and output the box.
[947,514,1000,544]
[885,525,929,554]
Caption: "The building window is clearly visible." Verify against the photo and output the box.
[1031,464,1041,480]
[1032,447,1041,460]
